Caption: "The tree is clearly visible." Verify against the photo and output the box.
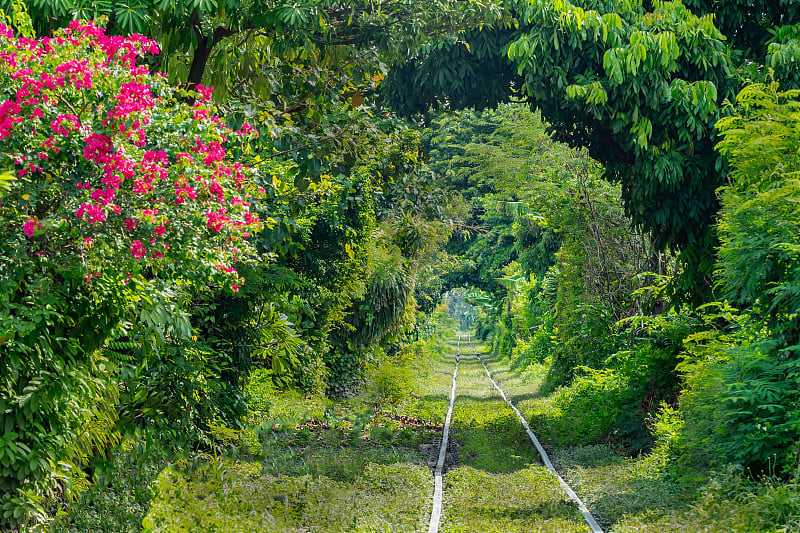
[682,0,800,60]
[676,82,800,475]
[425,105,653,381]
[388,1,739,251]
[715,82,800,338]
[384,0,800,304]
[9,0,506,181]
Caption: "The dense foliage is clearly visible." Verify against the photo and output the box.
[427,105,674,452]
[0,0,799,529]
[385,0,800,301]
[387,0,800,493]
[8,0,505,188]
[675,82,800,475]
[431,93,800,478]
[0,14,269,527]
[0,2,456,529]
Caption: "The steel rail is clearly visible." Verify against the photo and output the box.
[427,335,460,533]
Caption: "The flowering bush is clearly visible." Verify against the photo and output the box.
[0,20,264,294]
[0,13,267,529]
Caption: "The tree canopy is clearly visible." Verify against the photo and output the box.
[384,0,800,265]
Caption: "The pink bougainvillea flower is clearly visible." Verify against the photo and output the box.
[141,208,158,223]
[1,21,265,296]
[214,264,238,274]
[130,240,146,259]
[75,202,105,223]
[84,203,106,224]
[208,180,224,200]
[22,216,42,237]
[0,100,23,139]
[205,208,230,232]
[91,187,116,205]
[174,179,197,204]
[133,178,154,194]
[194,84,214,101]
[50,113,79,135]
[83,133,112,164]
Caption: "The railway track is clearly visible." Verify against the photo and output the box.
[426,334,603,533]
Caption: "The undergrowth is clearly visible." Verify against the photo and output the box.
[483,341,800,532]
[48,329,800,532]
[47,442,168,533]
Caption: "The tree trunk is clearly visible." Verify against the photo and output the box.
[188,33,212,88]
[187,10,212,89]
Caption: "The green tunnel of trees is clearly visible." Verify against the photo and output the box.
[0,0,799,529]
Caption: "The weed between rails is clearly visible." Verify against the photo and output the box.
[448,357,541,474]
[442,466,588,533]
[434,342,587,532]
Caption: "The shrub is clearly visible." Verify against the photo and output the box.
[679,330,800,476]
[546,302,623,389]
[529,367,629,446]
[715,82,800,329]
[674,81,800,476]
[0,9,264,528]
[371,360,414,403]
[244,368,276,418]
[48,441,168,533]
[510,319,553,370]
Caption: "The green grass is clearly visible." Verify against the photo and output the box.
[434,339,588,532]
[550,445,693,530]
[448,353,540,473]
[141,334,456,532]
[54,330,800,532]
[141,333,597,532]
[258,426,429,482]
[143,459,433,533]
[605,467,800,532]
[441,466,588,533]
